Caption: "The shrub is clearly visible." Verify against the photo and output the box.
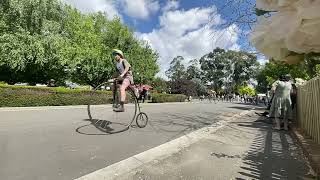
[0,85,112,107]
[151,93,187,103]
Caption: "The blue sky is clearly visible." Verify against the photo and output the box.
[63,0,264,77]
[122,0,215,33]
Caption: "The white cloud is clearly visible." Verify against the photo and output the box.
[62,0,121,20]
[136,6,241,78]
[162,0,179,12]
[120,0,160,19]
[159,7,221,36]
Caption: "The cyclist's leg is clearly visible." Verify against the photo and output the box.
[120,79,130,102]
[114,78,130,112]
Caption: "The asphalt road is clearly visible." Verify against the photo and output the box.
[0,101,254,180]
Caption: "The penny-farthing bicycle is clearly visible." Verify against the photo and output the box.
[87,79,148,134]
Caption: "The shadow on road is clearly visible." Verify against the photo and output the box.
[228,106,253,110]
[148,112,234,142]
[234,116,316,179]
[75,119,133,135]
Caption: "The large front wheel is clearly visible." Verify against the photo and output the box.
[87,83,138,133]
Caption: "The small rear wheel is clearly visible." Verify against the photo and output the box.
[136,112,148,128]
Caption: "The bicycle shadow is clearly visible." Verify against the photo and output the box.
[76,118,135,135]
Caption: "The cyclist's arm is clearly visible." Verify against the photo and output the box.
[120,66,130,77]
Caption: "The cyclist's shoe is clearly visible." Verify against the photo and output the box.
[113,102,125,112]
[112,104,120,108]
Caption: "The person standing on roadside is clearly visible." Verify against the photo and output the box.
[269,74,293,130]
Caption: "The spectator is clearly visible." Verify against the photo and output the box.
[140,86,147,103]
[269,74,293,130]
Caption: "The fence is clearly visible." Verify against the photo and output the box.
[297,76,320,144]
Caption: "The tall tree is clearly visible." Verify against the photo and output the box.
[200,48,259,92]
[230,51,259,91]
[186,59,201,80]
[166,56,197,95]
[200,48,230,91]
[166,56,187,81]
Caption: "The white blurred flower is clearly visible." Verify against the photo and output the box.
[285,0,320,54]
[251,0,320,61]
[257,0,298,11]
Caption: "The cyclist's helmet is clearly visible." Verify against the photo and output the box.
[112,49,124,58]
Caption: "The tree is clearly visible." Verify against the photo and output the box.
[200,48,228,91]
[170,78,197,96]
[186,59,201,80]
[200,48,258,92]
[165,56,198,96]
[62,9,113,87]
[238,85,256,96]
[231,51,259,91]
[165,56,186,81]
[63,10,159,87]
[191,78,207,96]
[151,77,168,93]
[0,0,159,87]
[0,0,68,85]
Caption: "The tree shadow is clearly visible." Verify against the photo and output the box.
[233,102,267,108]
[148,112,235,142]
[228,106,253,110]
[234,117,316,179]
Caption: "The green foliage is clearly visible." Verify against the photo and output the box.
[165,56,193,96]
[0,0,68,85]
[151,77,168,93]
[191,78,207,96]
[151,93,187,103]
[186,59,201,80]
[166,56,187,81]
[238,86,256,96]
[164,48,259,96]
[0,85,112,107]
[170,78,197,96]
[256,60,310,92]
[200,48,259,92]
[0,0,159,87]
[316,64,320,76]
[304,53,320,77]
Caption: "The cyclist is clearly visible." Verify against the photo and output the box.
[112,49,134,112]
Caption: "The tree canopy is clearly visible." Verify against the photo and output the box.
[0,0,159,87]
[200,48,259,93]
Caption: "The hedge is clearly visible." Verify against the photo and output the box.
[0,84,187,107]
[151,93,187,103]
[0,85,112,107]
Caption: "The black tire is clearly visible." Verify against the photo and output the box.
[136,112,148,128]
[87,83,138,134]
